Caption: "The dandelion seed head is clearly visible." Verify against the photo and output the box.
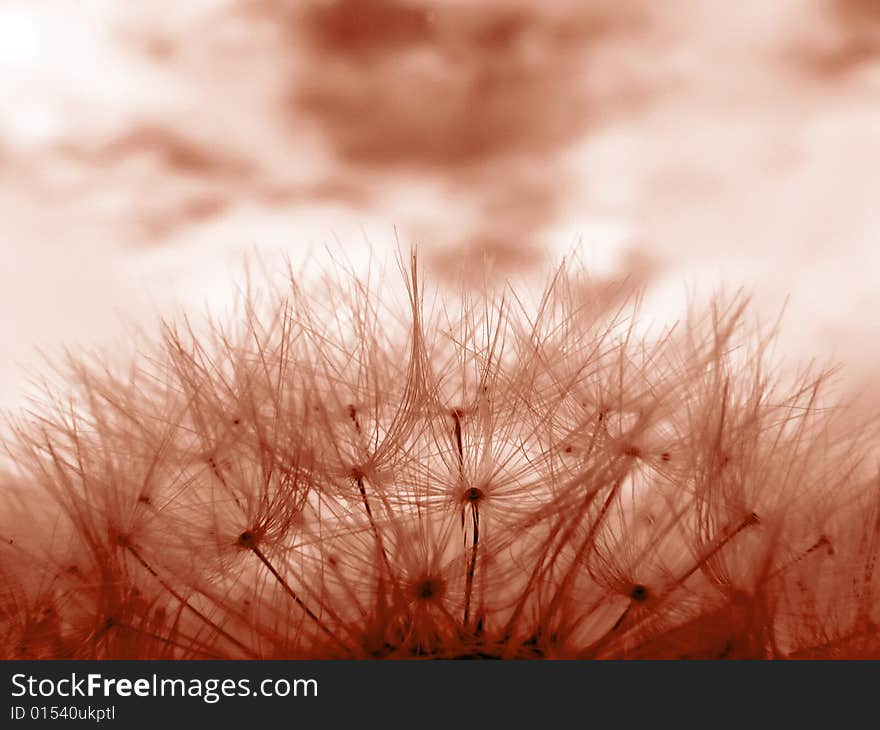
[462,486,484,504]
[3,251,880,659]
[412,575,447,603]
[620,443,642,459]
[237,530,257,549]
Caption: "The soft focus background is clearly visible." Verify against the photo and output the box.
[1,0,878,411]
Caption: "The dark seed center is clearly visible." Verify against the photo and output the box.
[464,487,484,503]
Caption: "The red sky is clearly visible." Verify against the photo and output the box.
[1,0,878,410]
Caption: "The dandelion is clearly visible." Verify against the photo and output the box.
[2,250,879,659]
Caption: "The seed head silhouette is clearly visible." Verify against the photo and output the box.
[2,251,878,659]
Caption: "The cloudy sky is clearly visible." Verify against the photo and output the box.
[1,0,878,410]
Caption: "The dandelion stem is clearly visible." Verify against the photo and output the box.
[125,545,257,658]
[463,502,480,628]
[246,543,346,651]
[356,476,396,585]
[452,408,482,629]
[672,511,761,592]
[112,621,225,659]
[452,409,464,474]
[541,475,625,629]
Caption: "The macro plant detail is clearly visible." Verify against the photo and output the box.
[1,253,878,660]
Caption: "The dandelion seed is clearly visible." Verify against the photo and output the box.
[2,250,880,659]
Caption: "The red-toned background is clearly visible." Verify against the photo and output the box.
[1,0,878,409]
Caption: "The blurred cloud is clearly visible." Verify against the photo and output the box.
[265,0,659,275]
[790,0,880,76]
[1,0,880,410]
[290,0,632,166]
